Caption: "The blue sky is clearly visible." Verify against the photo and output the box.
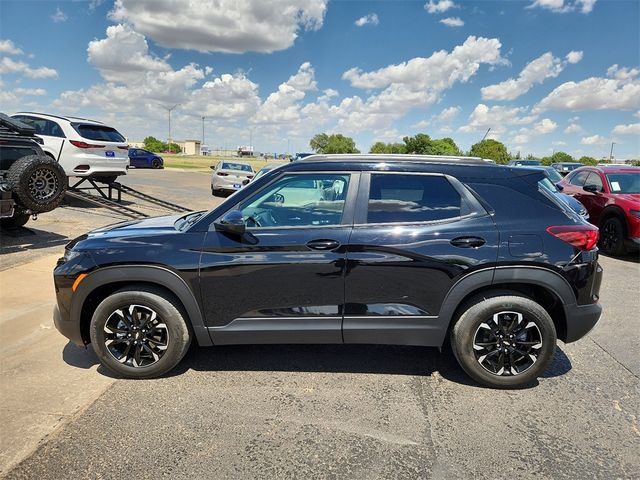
[0,0,638,158]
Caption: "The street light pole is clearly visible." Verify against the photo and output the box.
[201,116,205,146]
[609,142,616,162]
[165,104,178,145]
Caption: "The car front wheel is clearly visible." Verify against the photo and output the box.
[599,217,626,256]
[451,295,557,389]
[89,286,191,379]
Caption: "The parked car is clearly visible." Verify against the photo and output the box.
[0,113,66,228]
[291,153,314,161]
[558,165,640,255]
[53,154,603,388]
[551,162,584,176]
[528,166,589,219]
[210,161,254,196]
[11,112,129,184]
[128,148,163,169]
[250,163,285,183]
[507,159,541,167]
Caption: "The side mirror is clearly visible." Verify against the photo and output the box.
[555,182,564,191]
[583,184,600,194]
[209,165,216,170]
[214,210,245,235]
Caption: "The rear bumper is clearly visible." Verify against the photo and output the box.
[563,302,602,343]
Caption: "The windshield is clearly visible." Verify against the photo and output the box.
[606,173,640,194]
[222,162,252,172]
[74,124,125,142]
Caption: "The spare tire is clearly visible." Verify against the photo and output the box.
[7,155,66,213]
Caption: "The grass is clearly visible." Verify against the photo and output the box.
[162,155,286,172]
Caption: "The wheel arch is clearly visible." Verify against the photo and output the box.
[72,265,211,347]
[599,205,628,235]
[438,267,574,344]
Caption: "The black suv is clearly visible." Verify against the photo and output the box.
[53,155,603,388]
[0,113,66,228]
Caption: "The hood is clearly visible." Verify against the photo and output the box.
[67,213,186,250]
[613,193,640,204]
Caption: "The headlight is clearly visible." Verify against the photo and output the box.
[63,248,83,263]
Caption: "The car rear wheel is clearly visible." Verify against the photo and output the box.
[451,295,556,389]
[599,217,626,256]
[89,286,191,379]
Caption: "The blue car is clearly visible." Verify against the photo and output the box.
[128,148,164,169]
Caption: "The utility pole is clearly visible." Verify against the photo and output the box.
[481,128,491,142]
[201,116,205,146]
[609,142,616,162]
[164,104,179,145]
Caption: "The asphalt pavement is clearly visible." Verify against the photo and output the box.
[1,168,638,479]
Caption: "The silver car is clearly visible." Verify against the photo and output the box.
[210,161,254,196]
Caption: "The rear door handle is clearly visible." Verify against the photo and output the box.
[450,236,486,248]
[307,239,340,250]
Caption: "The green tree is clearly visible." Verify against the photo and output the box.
[578,156,598,166]
[402,134,461,155]
[166,142,182,154]
[469,139,510,164]
[309,133,359,154]
[541,151,574,166]
[369,142,406,154]
[143,136,166,153]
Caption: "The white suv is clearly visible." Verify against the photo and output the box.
[11,112,129,183]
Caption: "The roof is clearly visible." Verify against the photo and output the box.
[13,112,105,125]
[591,165,640,172]
[299,153,489,165]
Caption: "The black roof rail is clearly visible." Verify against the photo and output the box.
[299,154,489,165]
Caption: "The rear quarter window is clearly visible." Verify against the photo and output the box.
[74,124,125,142]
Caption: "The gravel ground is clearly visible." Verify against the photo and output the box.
[1,168,638,479]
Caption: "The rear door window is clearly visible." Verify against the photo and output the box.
[569,171,590,186]
[74,124,125,142]
[367,174,462,224]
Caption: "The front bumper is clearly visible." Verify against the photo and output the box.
[53,304,84,346]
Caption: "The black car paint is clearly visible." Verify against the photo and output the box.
[53,159,602,349]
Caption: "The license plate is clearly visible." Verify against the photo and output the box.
[105,151,115,157]
[233,183,241,189]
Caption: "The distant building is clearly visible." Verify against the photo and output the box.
[237,145,254,157]
[175,140,201,155]
[128,140,145,149]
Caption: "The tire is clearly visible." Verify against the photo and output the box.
[151,159,161,169]
[96,175,118,185]
[451,295,557,389]
[6,155,66,213]
[0,213,30,229]
[599,217,626,256]
[89,285,192,379]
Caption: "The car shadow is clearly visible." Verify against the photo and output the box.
[0,226,68,254]
[599,251,640,264]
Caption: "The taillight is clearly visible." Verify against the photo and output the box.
[117,145,129,150]
[217,172,228,176]
[546,225,599,251]
[70,140,104,149]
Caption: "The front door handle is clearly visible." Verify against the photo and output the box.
[307,239,340,250]
[451,236,486,248]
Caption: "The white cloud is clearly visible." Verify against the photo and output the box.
[528,0,597,14]
[481,52,571,101]
[0,39,23,55]
[436,106,461,122]
[87,24,172,82]
[51,6,68,23]
[459,104,535,134]
[109,0,328,53]
[253,62,317,125]
[534,118,558,134]
[564,123,584,134]
[338,36,505,132]
[88,0,106,11]
[14,88,47,96]
[566,50,583,64]
[612,123,640,135]
[440,17,464,27]
[534,65,640,112]
[511,118,557,144]
[355,13,379,27]
[581,134,608,145]
[0,56,58,78]
[424,0,457,14]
